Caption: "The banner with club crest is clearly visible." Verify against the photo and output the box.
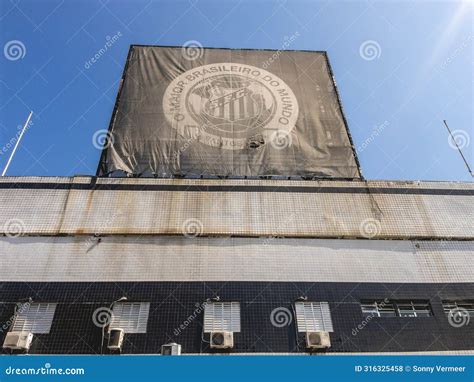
[98,45,361,179]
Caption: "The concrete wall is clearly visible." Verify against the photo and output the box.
[0,236,472,283]
[0,177,472,239]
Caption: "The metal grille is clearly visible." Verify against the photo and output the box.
[442,301,474,315]
[361,300,396,317]
[203,302,240,333]
[361,300,432,318]
[295,302,333,332]
[397,301,432,317]
[110,302,150,333]
[12,303,57,334]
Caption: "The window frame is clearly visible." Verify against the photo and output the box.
[442,300,474,316]
[203,301,241,333]
[360,300,432,318]
[294,301,334,332]
[360,300,396,318]
[109,302,150,334]
[11,302,57,334]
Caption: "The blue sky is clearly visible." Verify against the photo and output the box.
[0,0,472,181]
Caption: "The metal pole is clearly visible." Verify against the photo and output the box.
[2,111,33,176]
[443,120,473,177]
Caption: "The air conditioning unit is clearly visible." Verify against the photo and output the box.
[107,328,124,350]
[3,331,33,351]
[161,343,182,355]
[305,331,331,349]
[210,331,234,349]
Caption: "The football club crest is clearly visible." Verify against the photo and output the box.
[163,63,298,149]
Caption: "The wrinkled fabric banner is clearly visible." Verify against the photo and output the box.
[99,46,361,179]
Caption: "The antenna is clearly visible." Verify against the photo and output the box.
[2,111,33,176]
[443,120,473,177]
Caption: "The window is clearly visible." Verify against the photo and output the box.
[361,300,396,317]
[110,302,150,333]
[294,302,333,332]
[12,302,57,334]
[360,300,432,318]
[442,301,474,316]
[203,302,240,333]
[397,301,432,317]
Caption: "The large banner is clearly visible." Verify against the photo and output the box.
[98,46,361,179]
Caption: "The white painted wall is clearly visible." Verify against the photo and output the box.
[0,236,472,283]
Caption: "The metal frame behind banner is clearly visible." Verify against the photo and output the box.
[323,51,363,179]
[96,45,135,177]
[96,45,363,180]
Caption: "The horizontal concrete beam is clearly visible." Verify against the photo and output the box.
[0,236,472,283]
[0,177,472,239]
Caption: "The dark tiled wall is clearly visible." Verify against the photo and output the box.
[0,282,473,354]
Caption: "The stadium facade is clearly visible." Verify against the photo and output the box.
[0,46,472,355]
